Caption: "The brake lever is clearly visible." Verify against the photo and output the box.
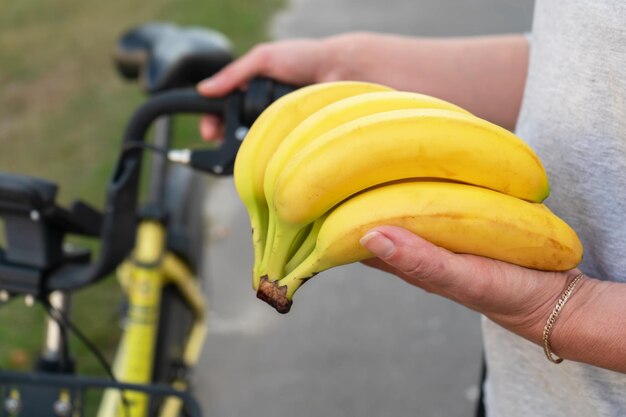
[168,91,245,175]
[167,78,298,176]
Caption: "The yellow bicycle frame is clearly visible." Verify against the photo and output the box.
[97,220,208,417]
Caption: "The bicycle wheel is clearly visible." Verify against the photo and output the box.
[164,163,208,277]
[149,283,196,416]
[149,163,209,416]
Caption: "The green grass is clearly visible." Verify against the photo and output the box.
[0,0,283,375]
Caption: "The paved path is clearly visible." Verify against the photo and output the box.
[196,2,533,416]
[272,0,533,38]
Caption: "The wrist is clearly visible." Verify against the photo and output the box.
[489,272,626,373]
[319,32,366,81]
[319,31,390,82]
[481,269,580,348]
[542,273,586,363]
[548,275,606,361]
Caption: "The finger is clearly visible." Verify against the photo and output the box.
[360,226,460,278]
[359,225,489,302]
[360,258,449,297]
[197,46,268,97]
[360,258,407,277]
[199,114,223,142]
[359,239,459,299]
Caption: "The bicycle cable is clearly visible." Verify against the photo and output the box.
[41,298,132,417]
[122,141,169,156]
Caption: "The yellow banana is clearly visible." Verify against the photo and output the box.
[233,81,393,289]
[265,108,550,283]
[264,90,471,205]
[258,181,583,314]
[262,91,470,281]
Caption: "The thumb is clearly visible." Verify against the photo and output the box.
[197,47,267,97]
[359,225,484,299]
[197,66,244,97]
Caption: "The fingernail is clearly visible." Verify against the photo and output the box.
[197,78,216,91]
[360,231,396,258]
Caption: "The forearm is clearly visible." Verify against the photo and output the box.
[323,32,529,130]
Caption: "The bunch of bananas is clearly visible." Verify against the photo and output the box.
[234,81,583,314]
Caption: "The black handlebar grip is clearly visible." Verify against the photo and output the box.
[273,81,298,100]
[123,79,297,145]
[242,78,299,126]
[123,88,229,144]
[184,78,298,175]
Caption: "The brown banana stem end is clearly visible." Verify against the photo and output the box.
[257,276,292,314]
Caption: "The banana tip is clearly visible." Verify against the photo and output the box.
[257,276,292,314]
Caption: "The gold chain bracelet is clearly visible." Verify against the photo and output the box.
[542,272,585,364]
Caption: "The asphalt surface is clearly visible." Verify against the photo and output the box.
[196,1,534,416]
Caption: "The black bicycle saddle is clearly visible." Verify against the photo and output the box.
[114,22,233,93]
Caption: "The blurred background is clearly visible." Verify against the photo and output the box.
[0,0,533,416]
[0,0,282,376]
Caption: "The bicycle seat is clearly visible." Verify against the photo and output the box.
[114,22,233,93]
[0,172,58,212]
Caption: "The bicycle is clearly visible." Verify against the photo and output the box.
[0,22,294,417]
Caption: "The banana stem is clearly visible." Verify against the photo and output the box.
[287,222,314,264]
[256,251,322,313]
[265,221,304,281]
[255,213,287,287]
[250,206,268,290]
[285,217,324,274]
[281,252,321,299]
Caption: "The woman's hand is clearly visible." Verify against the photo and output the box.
[196,32,530,140]
[197,37,343,141]
[359,225,578,342]
[359,225,626,374]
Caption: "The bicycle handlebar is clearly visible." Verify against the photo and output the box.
[43,78,297,293]
[123,88,229,143]
[0,77,296,294]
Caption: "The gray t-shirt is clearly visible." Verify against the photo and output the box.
[482,1,626,416]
